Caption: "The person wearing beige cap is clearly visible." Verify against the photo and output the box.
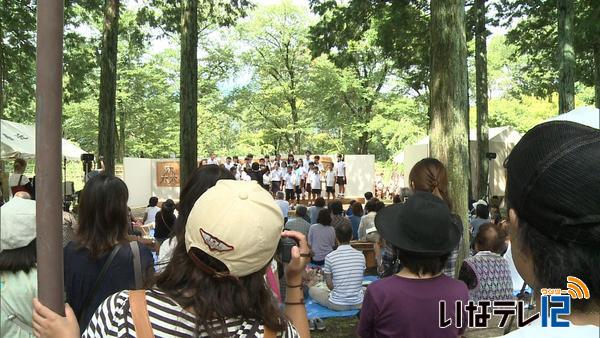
[32,180,311,338]
[1,197,37,337]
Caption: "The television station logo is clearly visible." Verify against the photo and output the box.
[439,276,590,329]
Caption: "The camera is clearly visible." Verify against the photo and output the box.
[485,152,497,160]
[279,234,299,263]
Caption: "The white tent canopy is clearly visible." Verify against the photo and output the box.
[401,126,522,197]
[1,119,86,160]
[545,106,599,129]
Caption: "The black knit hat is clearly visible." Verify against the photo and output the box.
[505,121,600,245]
[375,191,461,256]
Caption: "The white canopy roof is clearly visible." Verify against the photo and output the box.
[545,106,599,129]
[1,119,86,160]
[414,126,522,145]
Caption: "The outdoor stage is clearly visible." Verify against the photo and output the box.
[123,155,375,207]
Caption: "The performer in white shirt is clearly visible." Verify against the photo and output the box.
[335,154,347,198]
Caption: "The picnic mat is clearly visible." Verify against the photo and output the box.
[305,275,378,320]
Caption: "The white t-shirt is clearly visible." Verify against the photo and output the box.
[326,170,335,187]
[303,157,311,170]
[145,206,161,224]
[335,161,346,177]
[157,237,177,272]
[271,169,282,181]
[310,171,321,189]
[504,242,525,291]
[263,173,271,185]
[224,162,234,171]
[240,171,251,181]
[283,172,296,190]
[315,162,324,172]
[206,158,219,165]
[502,318,599,338]
[8,173,30,188]
[275,199,290,218]
[295,167,307,182]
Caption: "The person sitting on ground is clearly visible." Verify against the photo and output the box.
[358,192,468,338]
[349,202,363,240]
[329,200,351,229]
[0,198,37,337]
[63,175,154,332]
[143,196,160,225]
[501,121,600,336]
[274,191,290,224]
[33,180,311,338]
[470,203,490,239]
[309,222,365,311]
[285,205,311,238]
[458,223,513,303]
[308,196,326,225]
[308,209,336,266]
[346,200,356,216]
[358,198,384,241]
[153,199,176,245]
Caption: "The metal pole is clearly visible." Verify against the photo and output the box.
[36,0,65,314]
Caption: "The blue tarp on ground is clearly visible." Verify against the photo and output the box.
[306,275,378,320]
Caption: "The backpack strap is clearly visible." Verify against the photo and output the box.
[77,244,121,326]
[129,290,155,338]
[130,241,143,289]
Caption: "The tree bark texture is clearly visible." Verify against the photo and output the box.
[429,0,470,276]
[179,0,198,188]
[474,0,489,200]
[557,0,575,115]
[594,41,600,109]
[97,0,119,176]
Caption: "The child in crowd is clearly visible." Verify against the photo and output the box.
[293,161,305,202]
[335,154,346,198]
[305,162,315,201]
[313,155,324,173]
[270,162,282,196]
[325,163,336,200]
[283,166,297,204]
[358,192,468,338]
[262,166,271,191]
[310,165,322,199]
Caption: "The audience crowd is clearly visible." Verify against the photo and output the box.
[1,121,598,337]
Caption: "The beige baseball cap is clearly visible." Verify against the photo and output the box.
[1,198,36,252]
[184,180,284,277]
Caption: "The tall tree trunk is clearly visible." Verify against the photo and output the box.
[557,0,575,115]
[594,41,600,109]
[429,0,470,277]
[179,0,198,188]
[97,0,119,176]
[474,0,489,200]
[289,97,300,154]
[0,26,4,120]
[118,108,125,161]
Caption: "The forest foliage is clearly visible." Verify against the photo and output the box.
[1,0,597,162]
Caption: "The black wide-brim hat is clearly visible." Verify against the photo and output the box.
[375,191,461,256]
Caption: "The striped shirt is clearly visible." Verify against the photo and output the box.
[323,245,365,306]
[82,289,299,338]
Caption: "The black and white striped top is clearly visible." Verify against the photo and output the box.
[82,289,299,338]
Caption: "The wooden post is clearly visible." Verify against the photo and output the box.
[35,0,65,314]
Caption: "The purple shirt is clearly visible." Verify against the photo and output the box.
[358,274,468,338]
[307,223,336,261]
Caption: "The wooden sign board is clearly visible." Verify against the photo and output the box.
[156,161,180,187]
